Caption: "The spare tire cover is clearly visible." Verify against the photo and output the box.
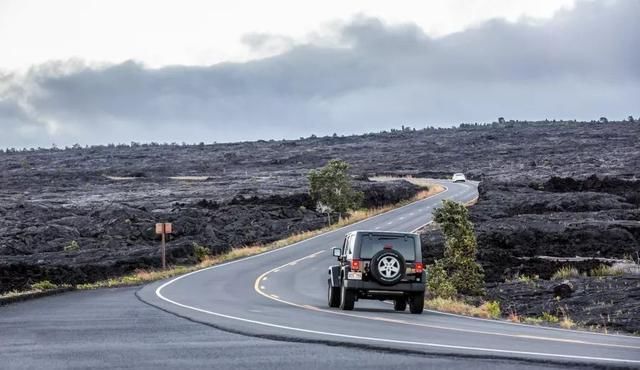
[370,249,406,285]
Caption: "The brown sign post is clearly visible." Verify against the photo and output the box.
[155,223,173,269]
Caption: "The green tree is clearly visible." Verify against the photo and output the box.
[433,200,485,295]
[427,260,457,298]
[308,159,363,224]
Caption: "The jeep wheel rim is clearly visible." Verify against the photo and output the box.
[378,256,400,279]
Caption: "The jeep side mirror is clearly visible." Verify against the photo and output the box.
[331,247,341,258]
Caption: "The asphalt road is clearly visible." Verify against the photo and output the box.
[2,180,640,369]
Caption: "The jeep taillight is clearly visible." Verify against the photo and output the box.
[414,262,424,273]
[351,259,361,271]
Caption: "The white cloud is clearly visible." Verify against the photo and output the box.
[0,0,575,71]
[0,0,637,148]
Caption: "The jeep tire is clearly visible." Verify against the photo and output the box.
[370,249,406,285]
[339,282,355,310]
[408,291,425,314]
[393,297,407,311]
[328,280,340,308]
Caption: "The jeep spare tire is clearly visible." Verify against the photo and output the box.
[370,249,405,285]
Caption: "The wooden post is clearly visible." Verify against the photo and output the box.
[156,222,172,270]
[161,231,166,269]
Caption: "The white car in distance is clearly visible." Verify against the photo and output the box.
[452,173,467,182]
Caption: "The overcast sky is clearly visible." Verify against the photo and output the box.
[0,0,638,148]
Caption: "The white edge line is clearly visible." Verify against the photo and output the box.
[254,252,640,352]
[155,281,639,364]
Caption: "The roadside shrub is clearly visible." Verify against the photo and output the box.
[560,317,575,329]
[551,266,580,280]
[193,243,210,262]
[433,200,485,295]
[558,307,575,329]
[540,312,559,323]
[64,240,80,252]
[590,264,623,277]
[523,317,544,325]
[481,301,501,319]
[31,280,57,291]
[427,260,457,299]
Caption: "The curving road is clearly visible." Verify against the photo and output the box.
[3,180,640,369]
[137,180,640,367]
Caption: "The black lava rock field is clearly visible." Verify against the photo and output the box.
[1,120,639,332]
[0,176,420,292]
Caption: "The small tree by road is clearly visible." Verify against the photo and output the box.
[431,200,485,296]
[308,159,363,224]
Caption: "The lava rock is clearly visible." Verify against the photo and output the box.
[553,281,574,299]
[486,275,640,334]
[0,179,420,292]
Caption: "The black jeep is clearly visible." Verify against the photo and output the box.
[328,231,426,313]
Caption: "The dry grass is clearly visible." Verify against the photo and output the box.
[457,303,582,331]
[77,245,270,290]
[590,264,624,277]
[509,310,577,330]
[30,280,59,290]
[425,297,501,319]
[551,266,580,280]
[465,197,479,206]
[0,280,71,300]
[371,176,470,207]
[371,176,444,191]
[508,313,520,323]
[333,186,444,228]
[510,274,539,284]
[522,317,544,325]
[560,317,576,329]
[418,185,446,199]
[3,181,445,296]
[1,290,27,299]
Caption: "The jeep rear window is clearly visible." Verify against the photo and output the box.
[359,235,416,260]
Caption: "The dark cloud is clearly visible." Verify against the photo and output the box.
[1,0,638,148]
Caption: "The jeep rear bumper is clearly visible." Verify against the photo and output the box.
[343,279,425,293]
